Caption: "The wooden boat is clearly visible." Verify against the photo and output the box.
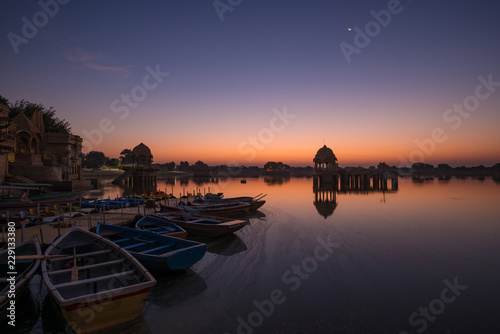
[193,194,267,211]
[204,192,224,199]
[159,201,251,217]
[96,223,206,272]
[152,212,248,238]
[135,215,187,238]
[1,237,41,321]
[42,226,156,334]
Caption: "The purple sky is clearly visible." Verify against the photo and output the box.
[1,0,499,167]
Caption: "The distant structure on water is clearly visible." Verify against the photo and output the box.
[112,143,158,191]
[312,144,398,218]
[313,144,398,192]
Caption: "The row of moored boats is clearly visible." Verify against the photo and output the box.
[1,193,266,333]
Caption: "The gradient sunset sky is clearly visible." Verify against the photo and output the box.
[1,0,499,167]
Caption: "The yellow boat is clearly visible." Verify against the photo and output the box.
[42,226,156,333]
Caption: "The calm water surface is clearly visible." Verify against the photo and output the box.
[13,176,500,333]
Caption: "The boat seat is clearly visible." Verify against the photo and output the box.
[49,259,125,276]
[53,270,135,289]
[140,244,172,254]
[50,249,112,262]
[122,243,147,250]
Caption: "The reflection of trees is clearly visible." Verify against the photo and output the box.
[264,175,290,185]
[437,175,451,182]
[411,175,434,183]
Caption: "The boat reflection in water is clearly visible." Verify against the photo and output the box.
[146,271,207,308]
[204,233,248,256]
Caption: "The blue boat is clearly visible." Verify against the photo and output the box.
[151,212,248,238]
[135,215,188,238]
[81,197,142,210]
[96,223,206,272]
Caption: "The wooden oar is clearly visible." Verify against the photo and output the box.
[71,247,78,282]
[253,193,263,199]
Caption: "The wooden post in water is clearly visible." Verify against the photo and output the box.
[37,203,40,223]
[99,201,102,224]
[61,208,65,227]
[57,215,61,238]
[69,203,73,226]
[39,227,44,244]
[79,197,82,214]
[21,220,25,242]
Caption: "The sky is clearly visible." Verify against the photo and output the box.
[1,0,499,167]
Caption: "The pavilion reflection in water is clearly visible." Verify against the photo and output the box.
[312,145,399,218]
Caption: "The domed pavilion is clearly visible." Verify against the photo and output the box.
[313,145,338,172]
[132,143,153,167]
[112,143,157,189]
[312,144,399,192]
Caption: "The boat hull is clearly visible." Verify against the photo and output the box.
[173,220,247,238]
[135,215,188,238]
[159,202,251,217]
[97,223,206,272]
[153,213,248,238]
[42,226,156,333]
[50,286,152,334]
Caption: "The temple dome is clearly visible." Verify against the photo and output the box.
[314,145,337,163]
[314,198,338,219]
[132,143,153,166]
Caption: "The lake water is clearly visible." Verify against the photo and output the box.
[11,176,500,333]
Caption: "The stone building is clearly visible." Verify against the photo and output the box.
[0,103,87,189]
[0,104,16,182]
